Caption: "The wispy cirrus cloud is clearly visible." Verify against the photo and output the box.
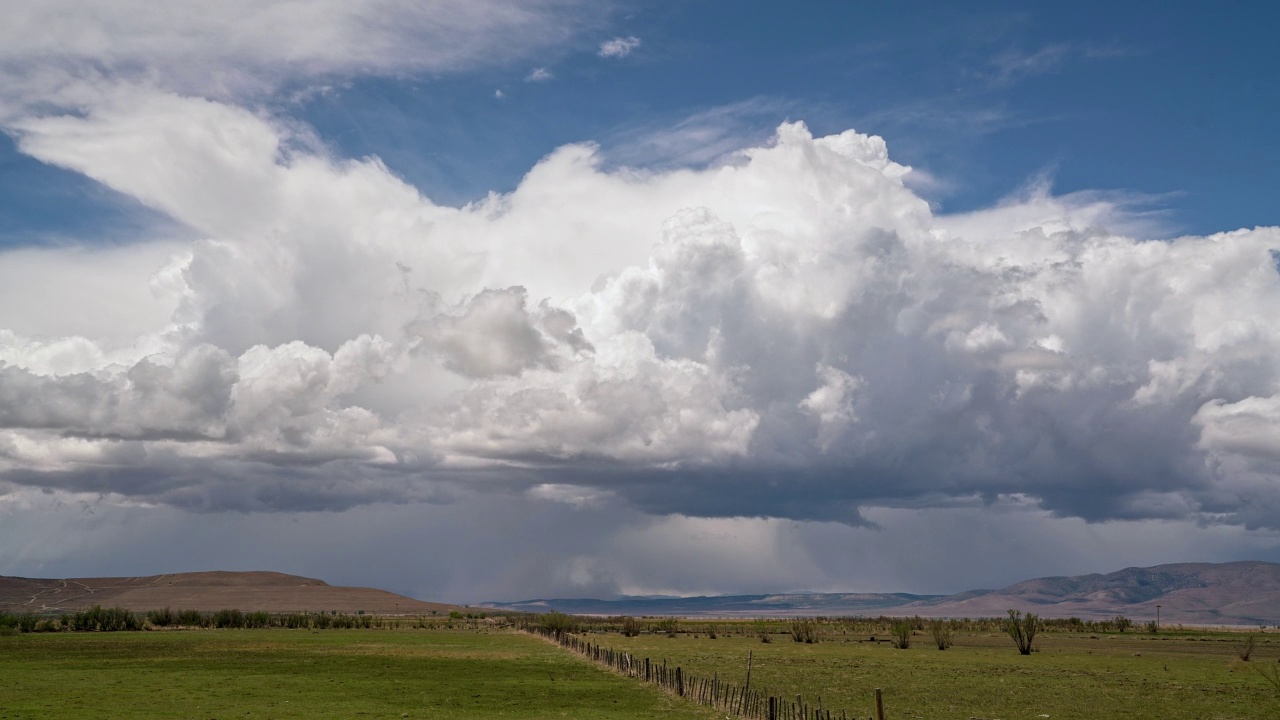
[985,41,1133,88]
[0,0,607,104]
[603,97,797,168]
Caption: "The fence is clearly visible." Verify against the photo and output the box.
[523,623,866,720]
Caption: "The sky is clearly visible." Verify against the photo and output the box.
[1,1,1279,604]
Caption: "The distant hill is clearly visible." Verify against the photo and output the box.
[0,571,460,615]
[483,561,1280,625]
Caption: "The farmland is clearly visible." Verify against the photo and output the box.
[2,620,1278,719]
[0,627,717,720]
[588,620,1280,719]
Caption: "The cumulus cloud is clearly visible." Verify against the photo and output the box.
[0,7,1278,538]
[1,103,1277,536]
[598,36,641,58]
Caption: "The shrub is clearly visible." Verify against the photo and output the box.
[245,611,272,629]
[1003,609,1040,655]
[1255,661,1280,698]
[147,607,176,627]
[176,609,207,627]
[1113,615,1132,633]
[929,619,953,650]
[69,606,141,632]
[0,612,19,637]
[1237,636,1257,661]
[212,609,245,629]
[620,616,642,637]
[890,620,912,649]
[790,619,817,644]
[655,618,679,637]
[539,611,578,635]
[1144,620,1159,634]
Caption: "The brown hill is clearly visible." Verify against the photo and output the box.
[0,571,460,615]
[910,561,1280,624]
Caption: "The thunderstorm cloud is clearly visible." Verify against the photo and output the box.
[1,1,1278,599]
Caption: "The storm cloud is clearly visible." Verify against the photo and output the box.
[3,104,1278,530]
[0,2,1278,598]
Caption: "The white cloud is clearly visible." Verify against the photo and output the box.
[598,35,641,58]
[1,1,1277,601]
[987,43,1073,87]
[799,364,863,451]
[985,42,1129,88]
[605,97,795,168]
[2,54,1280,535]
[524,67,554,82]
[0,0,601,103]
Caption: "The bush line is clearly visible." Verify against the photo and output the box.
[0,607,407,632]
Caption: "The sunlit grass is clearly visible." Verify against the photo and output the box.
[0,628,719,720]
[594,626,1280,719]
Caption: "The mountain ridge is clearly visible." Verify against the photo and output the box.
[0,570,459,615]
[482,560,1280,625]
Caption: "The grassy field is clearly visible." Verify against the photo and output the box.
[0,628,719,720]
[593,626,1280,719]
[4,624,1279,719]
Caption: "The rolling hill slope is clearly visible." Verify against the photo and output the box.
[0,571,459,615]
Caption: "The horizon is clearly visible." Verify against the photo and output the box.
[6,558,1277,607]
[9,560,1278,627]
[2,2,1279,605]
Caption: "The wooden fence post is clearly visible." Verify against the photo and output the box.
[874,688,884,720]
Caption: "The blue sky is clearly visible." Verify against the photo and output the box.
[292,1,1280,232]
[1,1,1279,601]
[7,1,1275,245]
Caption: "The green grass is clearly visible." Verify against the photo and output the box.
[5,624,1278,719]
[0,628,718,720]
[594,628,1280,719]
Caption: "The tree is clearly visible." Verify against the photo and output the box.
[1112,615,1132,633]
[1003,609,1040,655]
